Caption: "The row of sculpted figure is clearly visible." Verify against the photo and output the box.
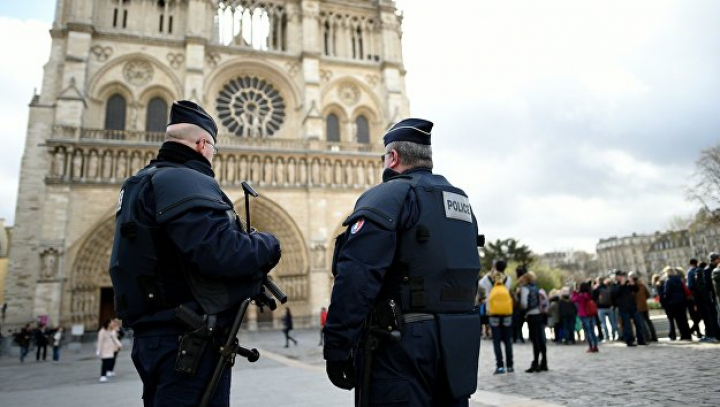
[49,146,380,187]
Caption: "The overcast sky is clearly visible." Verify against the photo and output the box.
[1,1,719,254]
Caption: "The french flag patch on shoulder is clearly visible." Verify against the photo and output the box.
[350,218,365,234]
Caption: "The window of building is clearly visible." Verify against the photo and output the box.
[105,94,127,130]
[112,0,130,29]
[326,113,340,142]
[216,76,286,137]
[158,0,174,33]
[356,115,369,144]
[145,97,168,132]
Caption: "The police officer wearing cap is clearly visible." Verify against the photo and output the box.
[323,118,482,406]
[109,100,281,407]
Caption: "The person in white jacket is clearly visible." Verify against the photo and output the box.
[97,319,122,382]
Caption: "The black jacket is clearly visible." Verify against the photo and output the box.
[611,282,638,313]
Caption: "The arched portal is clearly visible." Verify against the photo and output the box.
[71,215,115,330]
[69,196,309,330]
[232,195,310,325]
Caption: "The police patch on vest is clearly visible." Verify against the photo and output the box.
[115,189,124,214]
[443,191,472,223]
[350,218,365,234]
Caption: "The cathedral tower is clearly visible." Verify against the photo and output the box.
[5,0,409,330]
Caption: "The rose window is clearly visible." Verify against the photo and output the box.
[216,76,286,138]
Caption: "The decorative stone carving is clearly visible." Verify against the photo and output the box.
[285,62,300,77]
[311,242,327,269]
[123,59,154,86]
[166,52,185,69]
[365,74,380,87]
[216,76,286,138]
[90,45,113,62]
[206,51,221,67]
[39,248,60,280]
[320,69,333,83]
[338,82,360,106]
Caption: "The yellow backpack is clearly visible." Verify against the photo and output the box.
[487,278,513,316]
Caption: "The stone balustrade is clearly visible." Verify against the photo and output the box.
[47,127,383,188]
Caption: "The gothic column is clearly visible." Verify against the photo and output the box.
[300,0,323,140]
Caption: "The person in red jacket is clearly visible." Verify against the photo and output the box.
[318,307,328,346]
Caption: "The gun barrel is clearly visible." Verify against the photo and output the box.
[264,276,288,304]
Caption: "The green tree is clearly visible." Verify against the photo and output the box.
[480,238,535,268]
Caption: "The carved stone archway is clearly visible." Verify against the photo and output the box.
[69,195,309,330]
[232,195,310,305]
[71,216,115,329]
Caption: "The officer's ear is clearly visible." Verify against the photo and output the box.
[388,149,401,169]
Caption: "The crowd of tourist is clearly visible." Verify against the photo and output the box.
[477,252,720,374]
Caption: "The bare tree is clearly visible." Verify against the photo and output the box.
[688,145,720,221]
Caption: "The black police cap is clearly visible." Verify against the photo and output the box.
[168,100,218,142]
[383,118,433,147]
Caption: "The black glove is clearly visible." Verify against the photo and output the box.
[259,232,281,273]
[326,358,355,390]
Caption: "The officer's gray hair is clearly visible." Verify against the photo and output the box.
[386,141,433,170]
[166,123,206,143]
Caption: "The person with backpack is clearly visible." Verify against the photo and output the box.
[594,277,617,341]
[630,271,658,342]
[479,260,514,374]
[611,270,646,346]
[661,267,692,340]
[14,323,32,363]
[572,281,600,353]
[517,271,547,373]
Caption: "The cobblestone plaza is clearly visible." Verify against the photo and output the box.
[1,328,719,407]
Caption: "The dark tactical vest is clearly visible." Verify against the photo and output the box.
[109,164,261,324]
[346,171,480,314]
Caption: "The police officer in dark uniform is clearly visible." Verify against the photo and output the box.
[323,119,482,407]
[109,100,281,407]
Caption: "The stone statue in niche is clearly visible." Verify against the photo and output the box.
[287,159,296,185]
[101,153,112,180]
[299,160,307,185]
[263,159,273,184]
[250,158,260,183]
[334,162,342,185]
[345,162,353,186]
[324,161,332,185]
[214,157,224,183]
[311,160,320,186]
[226,158,236,184]
[87,153,99,179]
[131,153,143,174]
[312,243,327,268]
[53,149,66,177]
[116,154,127,180]
[367,164,376,185]
[357,162,365,186]
[275,159,284,185]
[40,250,59,280]
[239,157,248,181]
[72,152,83,179]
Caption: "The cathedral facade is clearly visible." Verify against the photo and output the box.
[4,0,409,330]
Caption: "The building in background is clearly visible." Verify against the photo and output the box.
[537,250,599,278]
[646,230,693,275]
[0,219,11,306]
[596,233,655,275]
[3,0,409,331]
[598,225,720,277]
